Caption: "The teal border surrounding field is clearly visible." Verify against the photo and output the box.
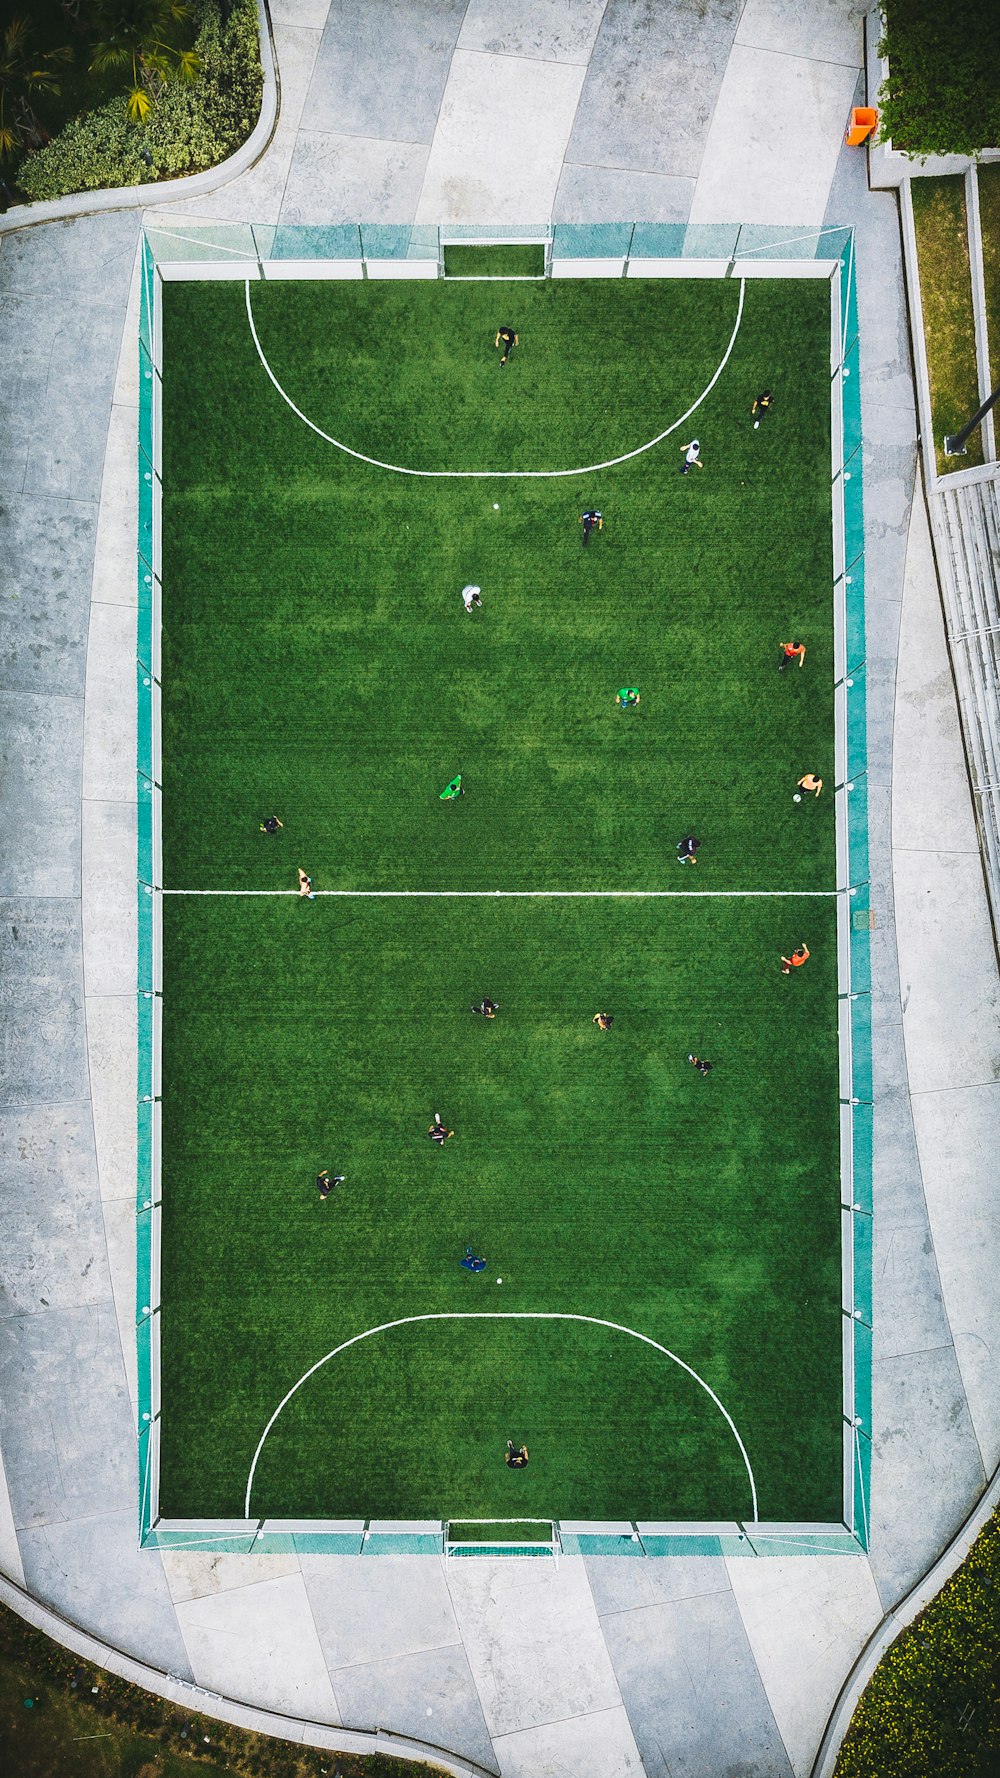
[135,222,871,1558]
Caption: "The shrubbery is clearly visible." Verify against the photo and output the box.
[16,0,262,203]
[878,0,1000,156]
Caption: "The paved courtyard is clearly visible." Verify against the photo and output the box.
[2,5,999,1775]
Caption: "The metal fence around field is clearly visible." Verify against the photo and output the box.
[135,223,870,1557]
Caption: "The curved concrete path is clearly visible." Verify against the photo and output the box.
[2,6,999,1776]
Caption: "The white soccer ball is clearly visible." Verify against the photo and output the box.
[497,1277,503,1284]
[492,502,499,510]
[793,793,802,802]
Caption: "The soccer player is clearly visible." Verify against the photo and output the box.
[779,641,806,671]
[616,687,640,711]
[752,390,774,428]
[428,1114,454,1145]
[297,868,315,899]
[679,439,703,474]
[677,835,701,865]
[797,773,823,798]
[259,816,283,835]
[687,1054,714,1076]
[593,1012,614,1031]
[780,944,811,975]
[460,1247,487,1272]
[505,1440,529,1468]
[440,774,463,801]
[580,509,603,546]
[495,326,519,367]
[462,585,482,612]
[471,998,499,1018]
[316,1170,345,1200]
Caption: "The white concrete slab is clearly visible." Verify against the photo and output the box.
[86,992,137,1203]
[445,1555,622,1738]
[270,0,330,26]
[912,1083,1000,1476]
[0,1440,25,1586]
[892,480,979,854]
[113,244,142,408]
[174,1572,341,1722]
[82,801,137,998]
[735,0,866,68]
[301,1553,461,1666]
[171,26,324,225]
[689,44,859,225]
[82,601,137,804]
[162,1547,300,1603]
[279,130,430,226]
[725,1555,883,1777]
[458,0,607,65]
[100,1195,138,1407]
[895,848,1000,1094]
[92,404,140,610]
[415,50,585,224]
[493,1704,643,1778]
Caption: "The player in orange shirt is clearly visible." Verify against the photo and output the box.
[780,944,810,975]
[779,641,806,671]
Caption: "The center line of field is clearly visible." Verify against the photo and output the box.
[163,887,839,897]
[244,278,745,479]
[244,1312,758,1522]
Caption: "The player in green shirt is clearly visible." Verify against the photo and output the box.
[440,774,463,800]
[616,688,640,710]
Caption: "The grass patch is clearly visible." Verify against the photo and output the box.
[159,273,843,1527]
[911,177,984,474]
[977,163,1000,395]
[448,1522,551,1543]
[0,1600,438,1778]
[835,1505,1000,1777]
[444,244,545,278]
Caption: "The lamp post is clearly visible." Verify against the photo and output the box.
[943,384,1000,456]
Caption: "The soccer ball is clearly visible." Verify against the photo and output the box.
[497,1277,503,1284]
[793,793,802,802]
[493,503,499,510]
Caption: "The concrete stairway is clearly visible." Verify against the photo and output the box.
[930,474,1000,918]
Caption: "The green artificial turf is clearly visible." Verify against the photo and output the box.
[158,273,844,1526]
[443,244,546,277]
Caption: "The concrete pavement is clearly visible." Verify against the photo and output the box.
[2,5,1000,1776]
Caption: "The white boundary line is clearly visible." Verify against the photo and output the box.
[244,277,746,479]
[163,887,840,898]
[244,1312,758,1522]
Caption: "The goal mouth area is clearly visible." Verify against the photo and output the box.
[446,1519,558,1558]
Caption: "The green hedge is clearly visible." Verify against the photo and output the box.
[16,0,262,203]
[878,1,1000,156]
[835,1508,1000,1776]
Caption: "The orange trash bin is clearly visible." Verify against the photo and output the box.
[845,106,878,146]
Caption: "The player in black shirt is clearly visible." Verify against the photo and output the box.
[495,326,519,367]
[580,510,603,546]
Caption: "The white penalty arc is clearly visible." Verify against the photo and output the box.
[244,279,746,480]
[244,1310,758,1521]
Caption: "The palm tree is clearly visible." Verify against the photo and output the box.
[87,0,200,123]
[0,18,72,161]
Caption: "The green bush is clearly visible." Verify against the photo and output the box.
[16,0,262,203]
[878,0,1000,157]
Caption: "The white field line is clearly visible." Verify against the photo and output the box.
[244,278,746,479]
[244,1311,758,1522]
[163,888,840,898]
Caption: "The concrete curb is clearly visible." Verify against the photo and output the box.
[0,0,278,236]
[966,166,997,461]
[810,1461,1000,1775]
[0,1572,496,1778]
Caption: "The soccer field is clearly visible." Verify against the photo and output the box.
[157,270,844,1528]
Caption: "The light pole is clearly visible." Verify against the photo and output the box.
[943,384,1000,456]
